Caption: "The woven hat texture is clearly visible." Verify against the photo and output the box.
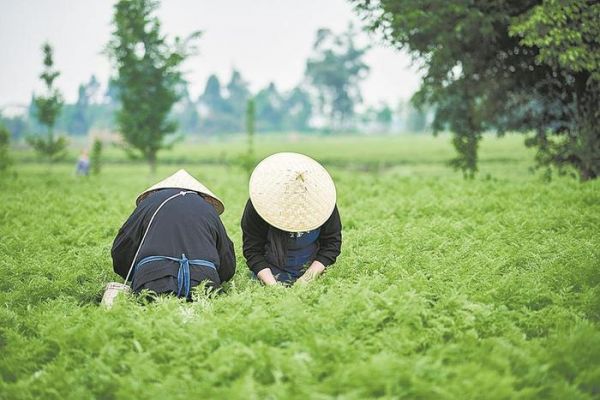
[249,152,336,232]
[136,169,224,214]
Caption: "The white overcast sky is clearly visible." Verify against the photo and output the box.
[0,0,422,111]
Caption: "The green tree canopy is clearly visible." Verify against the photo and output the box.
[199,75,225,110]
[511,0,600,81]
[282,86,313,132]
[107,0,200,171]
[255,82,283,131]
[68,76,100,136]
[224,69,251,128]
[198,70,252,134]
[175,83,200,135]
[352,0,599,179]
[305,25,370,130]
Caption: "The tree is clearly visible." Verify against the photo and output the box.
[198,74,237,134]
[90,138,103,175]
[198,75,225,134]
[239,98,256,175]
[0,123,11,173]
[176,83,200,134]
[510,0,600,180]
[200,75,224,107]
[67,75,100,136]
[88,76,121,131]
[305,25,370,130]
[225,70,251,116]
[352,0,600,180]
[246,98,255,150]
[27,43,68,162]
[398,100,428,133]
[246,98,255,158]
[255,82,283,131]
[223,70,251,131]
[376,103,393,132]
[105,77,121,107]
[69,86,91,136]
[198,71,251,134]
[107,0,200,172]
[0,113,28,142]
[282,86,313,131]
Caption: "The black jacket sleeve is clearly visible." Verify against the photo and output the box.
[315,205,342,267]
[215,219,236,283]
[111,205,149,279]
[241,199,271,275]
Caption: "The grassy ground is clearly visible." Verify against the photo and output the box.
[16,133,534,172]
[1,134,599,399]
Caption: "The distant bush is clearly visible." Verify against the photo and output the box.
[90,138,103,175]
[0,124,11,172]
[27,135,69,163]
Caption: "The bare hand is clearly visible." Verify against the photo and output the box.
[257,267,278,286]
[296,261,326,285]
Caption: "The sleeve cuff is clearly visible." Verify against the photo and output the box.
[249,260,271,275]
[315,255,333,268]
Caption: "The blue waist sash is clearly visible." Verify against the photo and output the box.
[134,253,216,298]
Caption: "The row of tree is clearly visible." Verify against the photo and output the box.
[3,71,430,141]
[2,17,432,144]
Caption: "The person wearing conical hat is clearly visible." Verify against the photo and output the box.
[241,153,342,285]
[111,169,236,298]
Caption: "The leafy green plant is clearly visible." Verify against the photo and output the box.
[0,136,598,398]
[106,0,201,173]
[26,42,69,163]
[352,0,600,180]
[90,138,103,175]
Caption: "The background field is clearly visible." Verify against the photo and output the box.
[1,134,599,399]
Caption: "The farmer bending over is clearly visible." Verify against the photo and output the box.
[112,169,235,299]
[241,153,342,285]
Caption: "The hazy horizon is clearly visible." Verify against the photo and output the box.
[0,0,422,114]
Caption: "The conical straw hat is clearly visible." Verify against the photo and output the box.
[249,152,336,232]
[136,169,225,214]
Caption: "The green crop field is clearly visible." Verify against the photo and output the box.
[1,134,599,399]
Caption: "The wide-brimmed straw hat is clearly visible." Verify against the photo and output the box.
[249,152,336,232]
[136,169,225,214]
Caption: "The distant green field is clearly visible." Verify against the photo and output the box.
[1,135,599,399]
[15,133,536,175]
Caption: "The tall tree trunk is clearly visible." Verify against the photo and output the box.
[148,151,157,175]
[575,80,599,181]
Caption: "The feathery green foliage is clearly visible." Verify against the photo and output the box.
[0,136,598,398]
[510,0,600,80]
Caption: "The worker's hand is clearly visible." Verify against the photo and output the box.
[257,267,278,286]
[296,261,325,286]
[295,274,312,286]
